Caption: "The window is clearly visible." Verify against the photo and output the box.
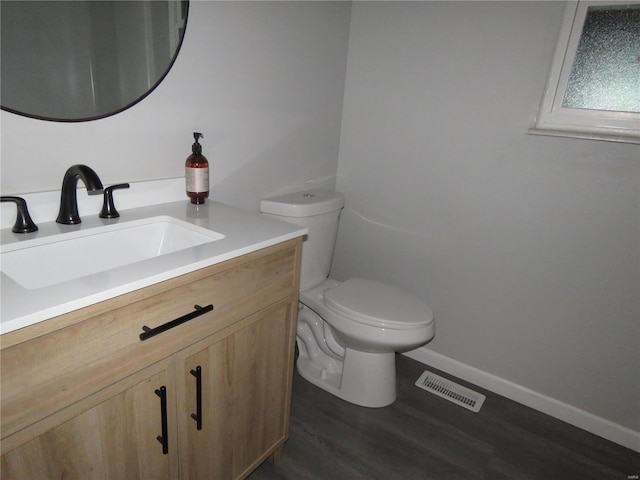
[530,1,640,143]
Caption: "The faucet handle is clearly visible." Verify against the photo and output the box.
[99,183,130,219]
[1,196,39,233]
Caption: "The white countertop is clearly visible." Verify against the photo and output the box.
[0,199,306,335]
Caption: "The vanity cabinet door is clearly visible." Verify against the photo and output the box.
[1,368,178,480]
[177,299,297,480]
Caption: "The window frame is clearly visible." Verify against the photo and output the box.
[530,0,640,144]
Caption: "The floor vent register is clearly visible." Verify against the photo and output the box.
[415,371,486,413]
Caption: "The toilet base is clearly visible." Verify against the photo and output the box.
[296,343,397,408]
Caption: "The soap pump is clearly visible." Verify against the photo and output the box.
[185,132,209,204]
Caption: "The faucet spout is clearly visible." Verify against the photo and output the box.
[56,164,104,225]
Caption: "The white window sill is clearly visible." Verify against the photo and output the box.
[528,127,640,145]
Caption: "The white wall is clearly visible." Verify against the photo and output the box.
[332,1,640,442]
[1,1,351,211]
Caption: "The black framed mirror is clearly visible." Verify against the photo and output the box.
[1,0,189,122]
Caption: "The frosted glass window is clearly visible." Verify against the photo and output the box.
[531,1,640,143]
[563,5,640,113]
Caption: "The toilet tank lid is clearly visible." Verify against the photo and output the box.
[260,189,345,217]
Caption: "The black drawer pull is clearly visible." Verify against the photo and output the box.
[155,386,169,455]
[140,304,214,341]
[190,366,203,430]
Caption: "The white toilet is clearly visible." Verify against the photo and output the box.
[260,189,434,408]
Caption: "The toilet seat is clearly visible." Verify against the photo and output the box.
[323,278,433,330]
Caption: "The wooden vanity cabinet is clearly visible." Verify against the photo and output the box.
[0,238,302,480]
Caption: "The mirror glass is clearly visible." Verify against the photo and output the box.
[1,0,188,122]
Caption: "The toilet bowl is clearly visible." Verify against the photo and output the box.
[260,189,434,407]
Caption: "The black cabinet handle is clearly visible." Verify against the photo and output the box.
[155,386,169,455]
[140,304,214,341]
[190,366,203,430]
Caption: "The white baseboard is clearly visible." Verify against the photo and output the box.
[403,347,640,453]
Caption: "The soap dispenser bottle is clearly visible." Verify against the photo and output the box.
[185,132,209,204]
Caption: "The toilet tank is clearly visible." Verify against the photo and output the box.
[260,189,345,291]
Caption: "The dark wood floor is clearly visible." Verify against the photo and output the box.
[249,354,639,480]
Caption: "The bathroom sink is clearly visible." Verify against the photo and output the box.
[0,216,224,289]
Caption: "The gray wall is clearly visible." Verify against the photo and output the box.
[332,1,640,433]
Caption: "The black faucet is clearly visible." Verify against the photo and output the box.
[56,164,104,225]
[1,196,39,233]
